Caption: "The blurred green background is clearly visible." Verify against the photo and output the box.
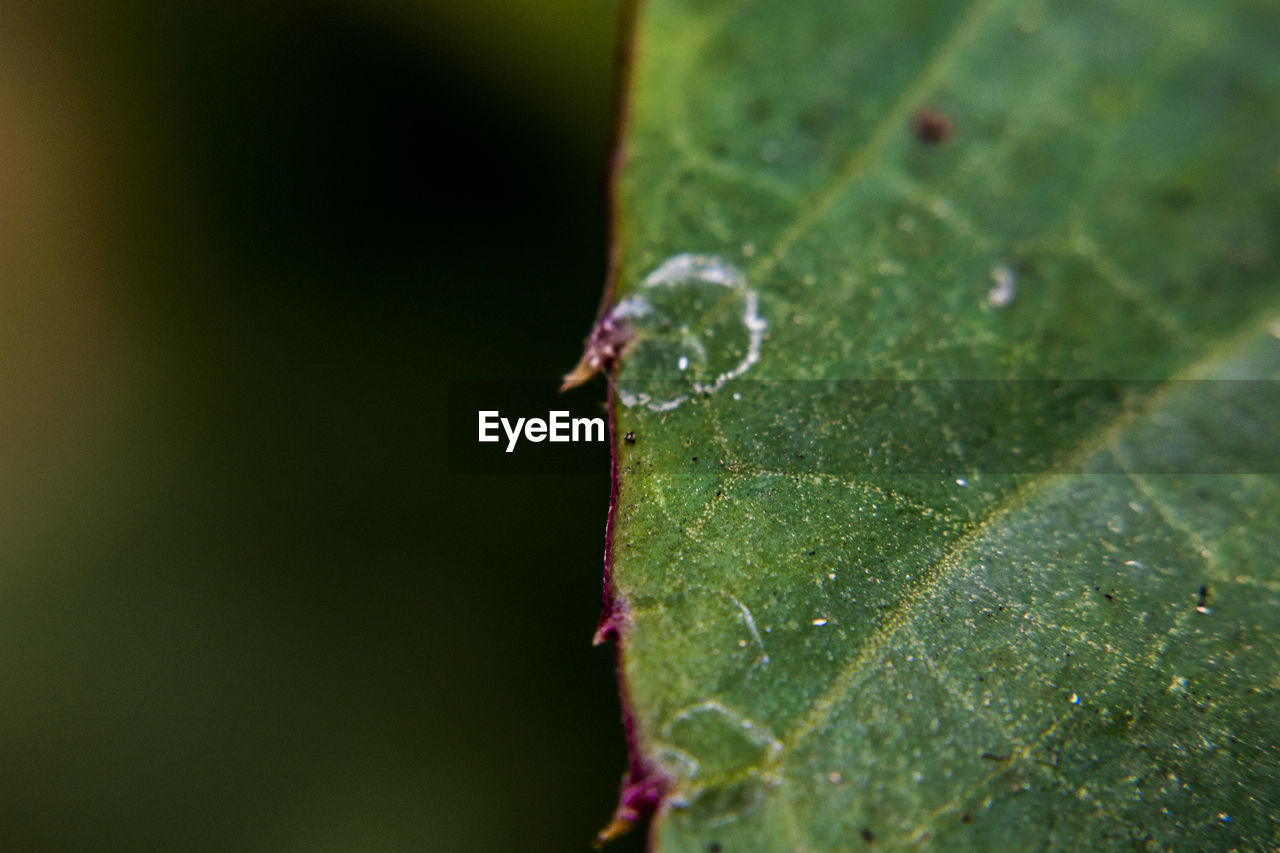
[0,1,643,850]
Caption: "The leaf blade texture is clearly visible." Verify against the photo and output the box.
[602,0,1280,848]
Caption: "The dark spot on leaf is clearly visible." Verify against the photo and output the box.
[961,813,972,824]
[980,752,1010,762]
[911,107,953,144]
[716,490,722,497]
[1160,185,1196,210]
[861,828,875,842]
[692,456,698,462]
[808,550,816,556]
[1104,593,1113,601]
[749,97,773,121]
[1196,487,1211,500]
[708,844,722,853]
[624,431,636,444]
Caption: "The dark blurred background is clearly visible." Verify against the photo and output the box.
[0,1,642,850]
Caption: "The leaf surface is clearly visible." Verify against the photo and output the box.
[601,0,1280,848]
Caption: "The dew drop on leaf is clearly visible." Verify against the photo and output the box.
[615,253,767,411]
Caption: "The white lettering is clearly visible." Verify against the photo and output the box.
[549,410,570,442]
[478,410,500,443]
[573,416,604,442]
[502,417,525,453]
[480,410,606,452]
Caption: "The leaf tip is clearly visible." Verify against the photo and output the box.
[595,767,666,847]
[560,357,599,392]
[561,304,636,392]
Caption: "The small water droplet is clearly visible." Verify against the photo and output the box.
[988,265,1017,307]
[955,478,968,487]
[811,617,828,627]
[1070,692,1080,704]
[612,254,767,411]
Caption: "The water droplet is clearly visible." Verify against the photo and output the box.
[1070,692,1080,704]
[811,617,828,627]
[613,254,767,411]
[955,478,968,487]
[663,701,781,781]
[988,264,1017,307]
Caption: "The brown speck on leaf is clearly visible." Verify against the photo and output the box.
[860,828,875,842]
[911,107,953,144]
[1196,583,1212,613]
[624,431,636,444]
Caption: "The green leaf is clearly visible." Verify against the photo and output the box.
[595,0,1280,848]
